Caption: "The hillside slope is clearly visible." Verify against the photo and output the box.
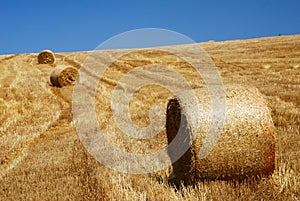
[0,34,299,200]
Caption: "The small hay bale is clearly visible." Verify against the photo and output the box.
[166,84,275,185]
[50,65,78,87]
[38,50,55,64]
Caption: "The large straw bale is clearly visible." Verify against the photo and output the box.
[50,65,78,87]
[166,84,275,185]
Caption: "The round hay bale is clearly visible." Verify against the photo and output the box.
[50,65,78,87]
[166,84,275,185]
[38,50,55,64]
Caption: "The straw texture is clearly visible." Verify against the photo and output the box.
[166,84,275,185]
[38,50,55,64]
[50,65,78,87]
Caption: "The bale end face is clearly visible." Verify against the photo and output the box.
[166,98,193,186]
[38,50,55,64]
[50,65,78,87]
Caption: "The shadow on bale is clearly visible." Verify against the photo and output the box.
[166,84,275,188]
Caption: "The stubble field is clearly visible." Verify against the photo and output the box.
[0,34,299,200]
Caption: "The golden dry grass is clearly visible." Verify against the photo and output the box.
[0,34,299,200]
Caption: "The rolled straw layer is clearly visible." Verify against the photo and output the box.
[166,84,275,185]
[50,65,78,87]
[38,50,55,64]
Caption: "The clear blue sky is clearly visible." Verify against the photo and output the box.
[1,0,299,54]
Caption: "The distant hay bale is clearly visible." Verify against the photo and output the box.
[166,84,275,185]
[38,50,55,64]
[50,65,78,87]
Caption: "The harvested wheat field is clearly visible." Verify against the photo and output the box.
[0,34,299,200]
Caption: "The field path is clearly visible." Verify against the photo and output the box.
[0,35,299,200]
[0,51,89,180]
[0,54,62,180]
